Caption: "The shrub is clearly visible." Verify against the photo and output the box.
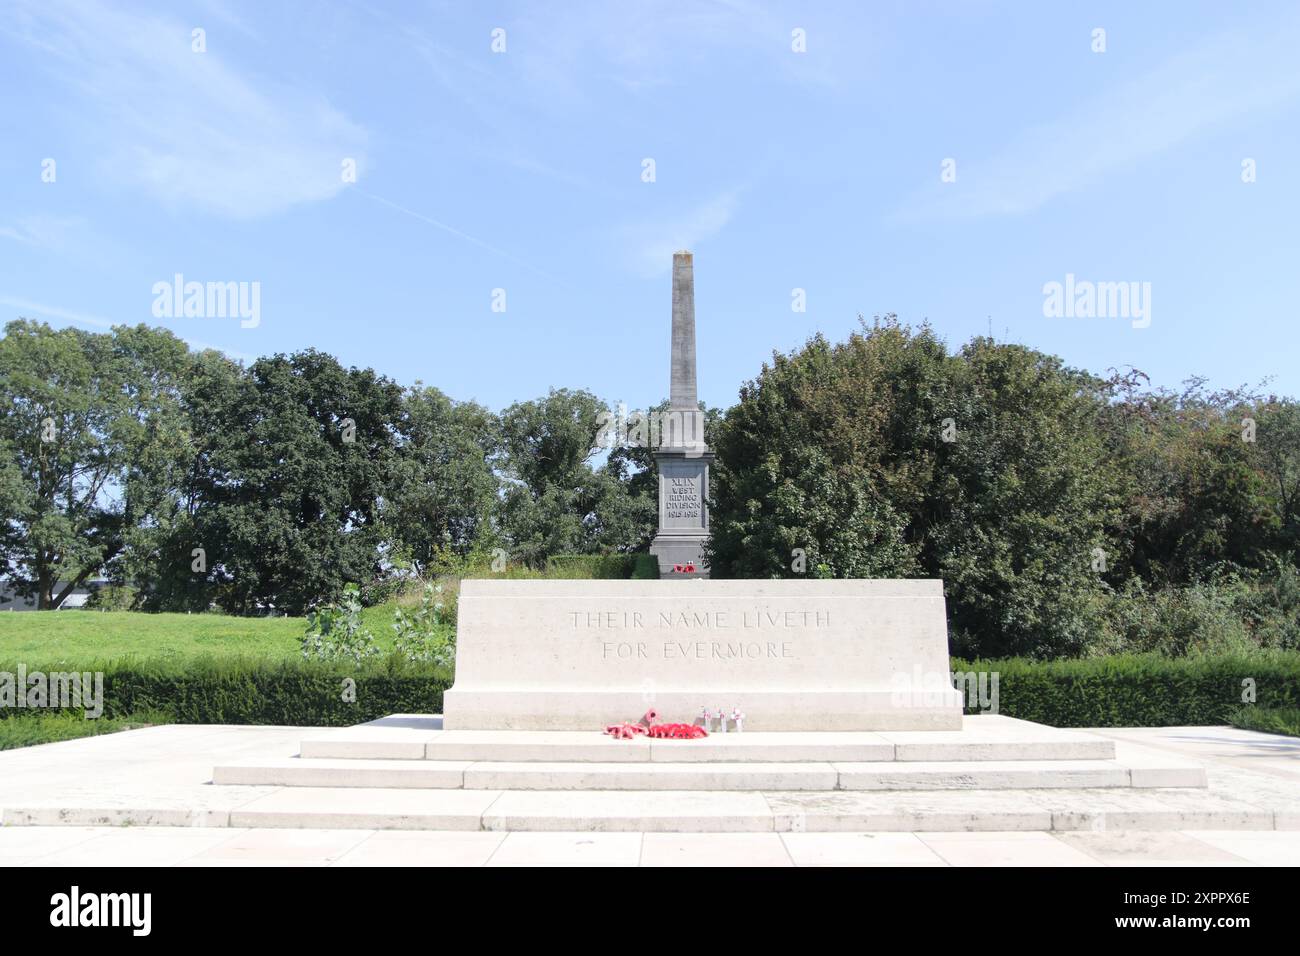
[0,656,451,728]
[1094,565,1300,656]
[3,651,1295,735]
[301,584,379,663]
[0,709,170,750]
[1226,706,1300,737]
[84,584,139,612]
[391,583,456,666]
[955,652,1300,726]
[544,554,637,578]
[630,554,660,579]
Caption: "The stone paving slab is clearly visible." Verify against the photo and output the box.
[464,760,841,791]
[4,826,1298,866]
[213,754,1202,792]
[299,715,1117,764]
[482,789,777,832]
[229,787,504,830]
[214,757,474,789]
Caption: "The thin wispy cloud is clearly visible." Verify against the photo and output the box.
[360,0,845,206]
[620,190,742,277]
[0,296,257,363]
[896,18,1300,222]
[0,215,91,252]
[507,0,846,104]
[353,188,571,287]
[4,0,367,219]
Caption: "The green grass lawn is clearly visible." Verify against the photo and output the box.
[0,564,631,667]
[0,610,310,664]
[1228,705,1300,737]
[0,709,172,750]
[0,605,414,665]
[0,605,431,749]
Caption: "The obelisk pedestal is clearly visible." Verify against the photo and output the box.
[650,251,713,578]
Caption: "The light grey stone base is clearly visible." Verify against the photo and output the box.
[445,579,962,731]
[441,689,963,731]
[648,533,710,577]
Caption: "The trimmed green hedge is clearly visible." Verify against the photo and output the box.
[6,651,1299,733]
[1,657,452,728]
[953,653,1300,726]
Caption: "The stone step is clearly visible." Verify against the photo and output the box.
[212,756,1205,791]
[298,722,1118,764]
[4,783,1280,833]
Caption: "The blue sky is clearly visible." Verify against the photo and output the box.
[2,0,1298,415]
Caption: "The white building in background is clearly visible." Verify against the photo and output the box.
[0,578,110,611]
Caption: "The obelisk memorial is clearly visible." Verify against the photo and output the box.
[441,250,964,731]
[650,250,715,577]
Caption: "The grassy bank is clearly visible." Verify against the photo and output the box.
[0,709,171,750]
[0,557,656,666]
[0,610,309,663]
[1227,705,1300,737]
[0,603,425,664]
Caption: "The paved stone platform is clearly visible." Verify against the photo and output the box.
[208,713,1208,798]
[0,719,1297,864]
[2,825,1297,866]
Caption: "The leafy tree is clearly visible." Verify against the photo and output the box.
[710,318,1115,657]
[191,350,406,615]
[1252,399,1300,555]
[0,320,195,608]
[709,319,940,579]
[383,386,500,576]
[928,338,1116,657]
[498,388,653,565]
[1098,377,1283,585]
[115,339,242,611]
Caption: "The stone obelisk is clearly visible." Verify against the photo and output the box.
[649,251,714,577]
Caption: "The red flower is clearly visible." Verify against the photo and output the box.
[646,722,708,739]
[604,722,648,739]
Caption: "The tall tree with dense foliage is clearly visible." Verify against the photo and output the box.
[383,385,501,575]
[709,318,1116,657]
[1097,378,1288,586]
[928,338,1116,657]
[497,388,654,565]
[117,346,244,611]
[708,321,933,579]
[0,320,196,608]
[1255,400,1300,554]
[187,350,407,615]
